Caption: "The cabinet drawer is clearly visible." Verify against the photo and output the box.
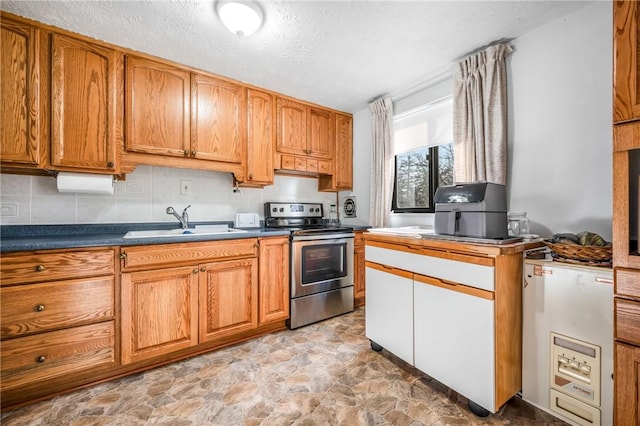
[1,249,115,286]
[121,238,258,271]
[1,277,114,339]
[616,298,640,346]
[281,155,295,170]
[365,245,495,291]
[318,160,332,175]
[615,268,640,299]
[1,321,115,391]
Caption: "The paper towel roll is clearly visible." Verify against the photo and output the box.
[56,172,114,194]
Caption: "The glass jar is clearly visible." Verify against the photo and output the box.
[508,212,529,236]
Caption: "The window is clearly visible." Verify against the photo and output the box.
[392,97,454,213]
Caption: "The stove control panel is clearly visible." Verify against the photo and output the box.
[265,203,323,218]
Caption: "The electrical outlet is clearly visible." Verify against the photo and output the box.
[180,180,192,195]
[0,203,18,217]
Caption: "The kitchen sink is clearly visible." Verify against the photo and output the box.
[123,225,248,239]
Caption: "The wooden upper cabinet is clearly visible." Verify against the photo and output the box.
[307,106,333,159]
[125,55,190,157]
[50,34,121,172]
[246,89,275,185]
[1,18,42,167]
[614,0,640,123]
[276,97,307,156]
[334,112,353,189]
[191,74,245,163]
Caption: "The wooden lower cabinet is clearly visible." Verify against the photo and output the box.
[199,258,258,343]
[353,231,365,307]
[121,266,199,364]
[119,238,288,364]
[614,342,640,425]
[1,238,290,410]
[258,237,290,324]
[0,247,117,409]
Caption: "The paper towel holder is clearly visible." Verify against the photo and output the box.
[55,171,115,195]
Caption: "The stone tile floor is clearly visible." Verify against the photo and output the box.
[1,307,567,425]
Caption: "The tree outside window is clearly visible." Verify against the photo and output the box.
[392,142,454,213]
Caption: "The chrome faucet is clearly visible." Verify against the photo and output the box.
[166,205,191,229]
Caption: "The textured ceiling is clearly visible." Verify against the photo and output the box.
[1,0,592,112]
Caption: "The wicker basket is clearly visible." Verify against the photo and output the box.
[543,240,612,262]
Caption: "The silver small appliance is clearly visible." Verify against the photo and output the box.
[433,182,508,239]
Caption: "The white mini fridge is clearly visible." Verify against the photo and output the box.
[522,259,613,426]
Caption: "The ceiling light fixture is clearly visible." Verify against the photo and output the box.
[217,0,263,37]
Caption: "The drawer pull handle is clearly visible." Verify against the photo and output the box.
[193,268,198,274]
[120,253,127,260]
[200,267,206,272]
[36,355,46,363]
[35,265,45,272]
[34,304,45,312]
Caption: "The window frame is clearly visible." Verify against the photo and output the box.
[391,144,447,213]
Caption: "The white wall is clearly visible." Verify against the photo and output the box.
[352,1,612,239]
[0,168,337,225]
[508,1,612,240]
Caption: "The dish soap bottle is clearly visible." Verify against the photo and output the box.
[328,204,339,226]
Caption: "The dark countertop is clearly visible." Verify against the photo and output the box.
[0,222,290,253]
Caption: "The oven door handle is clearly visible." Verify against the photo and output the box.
[292,233,355,242]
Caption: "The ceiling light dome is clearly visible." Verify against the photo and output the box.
[217,0,263,37]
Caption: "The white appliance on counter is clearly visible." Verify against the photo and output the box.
[522,259,613,426]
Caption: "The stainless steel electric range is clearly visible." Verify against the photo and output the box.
[264,202,354,329]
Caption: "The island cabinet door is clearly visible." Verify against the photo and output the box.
[199,258,258,343]
[121,266,199,364]
[413,274,495,412]
[365,263,414,365]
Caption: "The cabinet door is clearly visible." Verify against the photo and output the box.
[413,276,495,412]
[614,0,640,123]
[1,18,42,167]
[125,56,190,157]
[191,73,245,163]
[614,342,640,425]
[121,266,198,363]
[307,106,333,159]
[276,97,307,156]
[365,264,414,364]
[246,88,274,185]
[334,113,353,189]
[199,258,258,343]
[258,237,289,325]
[51,34,121,171]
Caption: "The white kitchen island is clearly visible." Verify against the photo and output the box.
[364,232,536,416]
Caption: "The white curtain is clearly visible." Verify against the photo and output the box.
[369,97,394,228]
[453,43,513,185]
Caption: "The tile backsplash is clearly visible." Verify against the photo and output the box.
[0,166,337,225]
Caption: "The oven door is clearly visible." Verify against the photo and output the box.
[291,234,354,298]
